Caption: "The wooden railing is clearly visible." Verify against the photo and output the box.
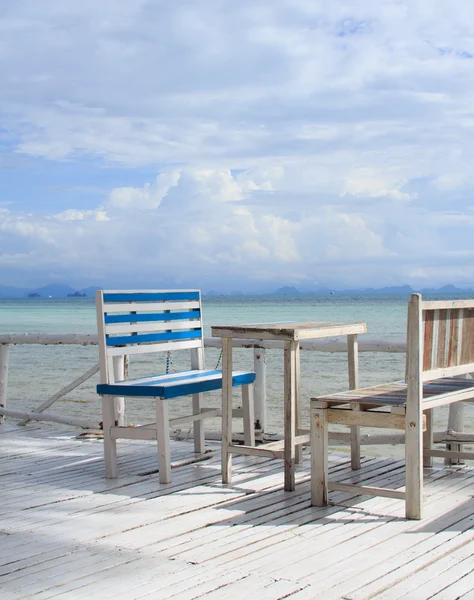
[0,334,470,463]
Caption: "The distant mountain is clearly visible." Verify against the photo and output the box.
[356,285,414,295]
[273,286,302,295]
[203,290,221,296]
[0,282,472,299]
[421,284,473,294]
[0,285,29,298]
[78,286,101,297]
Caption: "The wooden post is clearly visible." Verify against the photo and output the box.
[253,348,267,434]
[112,355,126,426]
[221,337,233,484]
[347,334,361,470]
[284,340,297,491]
[405,294,423,520]
[0,345,10,427]
[445,402,465,466]
[310,400,328,506]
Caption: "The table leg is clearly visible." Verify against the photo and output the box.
[284,340,297,491]
[295,343,303,465]
[221,337,233,484]
[348,334,361,470]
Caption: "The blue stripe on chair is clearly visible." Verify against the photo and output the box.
[106,329,202,346]
[104,310,200,324]
[103,291,200,303]
[97,370,256,399]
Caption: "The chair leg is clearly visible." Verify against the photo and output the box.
[192,393,205,454]
[221,338,233,484]
[423,408,433,468]
[242,384,255,447]
[310,401,329,507]
[156,399,171,484]
[405,418,423,520]
[102,396,117,479]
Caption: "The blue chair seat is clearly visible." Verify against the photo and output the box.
[97,369,256,400]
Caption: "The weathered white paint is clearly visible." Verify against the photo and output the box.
[1,429,474,600]
[0,333,468,458]
[18,362,100,426]
[0,332,407,352]
[0,407,97,429]
[445,397,465,466]
[112,356,125,427]
[0,334,98,345]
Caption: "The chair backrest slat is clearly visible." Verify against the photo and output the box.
[96,289,204,384]
[105,339,202,358]
[406,295,474,382]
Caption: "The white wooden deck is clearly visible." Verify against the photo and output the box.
[1,426,474,600]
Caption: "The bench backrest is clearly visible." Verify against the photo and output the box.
[96,290,204,384]
[406,294,474,383]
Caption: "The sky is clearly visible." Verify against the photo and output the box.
[1,0,474,292]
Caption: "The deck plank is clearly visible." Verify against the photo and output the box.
[1,425,474,600]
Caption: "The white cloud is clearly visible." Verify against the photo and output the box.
[1,1,474,289]
[1,165,473,290]
[54,209,109,221]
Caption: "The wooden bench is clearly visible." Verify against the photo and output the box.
[310,294,474,519]
[96,289,256,483]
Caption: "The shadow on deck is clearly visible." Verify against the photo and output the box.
[1,424,474,600]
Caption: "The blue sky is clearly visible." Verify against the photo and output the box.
[1,0,474,292]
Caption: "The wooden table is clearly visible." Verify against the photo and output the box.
[211,321,367,491]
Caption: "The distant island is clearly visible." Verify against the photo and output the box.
[0,282,473,299]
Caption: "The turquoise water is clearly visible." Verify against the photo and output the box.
[0,294,471,446]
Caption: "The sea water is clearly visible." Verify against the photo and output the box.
[1,294,472,451]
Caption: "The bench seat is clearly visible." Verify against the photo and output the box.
[97,369,256,400]
[318,377,474,408]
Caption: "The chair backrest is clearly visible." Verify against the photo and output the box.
[96,290,204,384]
[406,294,474,383]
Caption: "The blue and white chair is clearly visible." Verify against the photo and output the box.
[96,289,256,483]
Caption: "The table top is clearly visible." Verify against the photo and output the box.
[211,321,367,341]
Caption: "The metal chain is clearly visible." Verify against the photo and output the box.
[166,350,172,374]
[215,349,223,369]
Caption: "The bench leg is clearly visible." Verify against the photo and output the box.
[405,417,422,520]
[156,399,171,484]
[347,335,361,470]
[242,384,255,447]
[423,408,433,468]
[192,393,205,454]
[310,401,328,506]
[102,396,118,479]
